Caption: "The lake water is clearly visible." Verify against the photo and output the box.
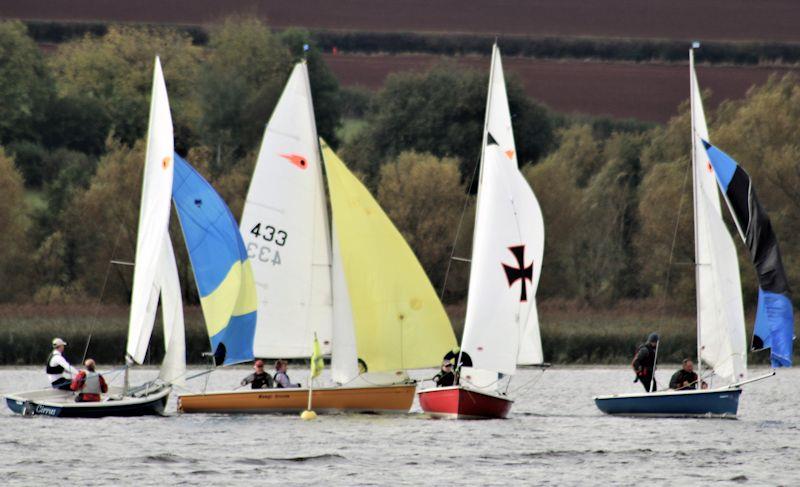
[1,365,796,485]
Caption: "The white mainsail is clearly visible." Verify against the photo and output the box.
[126,57,175,364]
[690,49,747,385]
[461,45,545,377]
[240,62,333,358]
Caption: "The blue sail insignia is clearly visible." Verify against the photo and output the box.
[172,153,257,365]
[702,140,794,367]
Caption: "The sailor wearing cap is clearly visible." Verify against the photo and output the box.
[631,333,660,393]
[240,359,274,389]
[46,338,79,390]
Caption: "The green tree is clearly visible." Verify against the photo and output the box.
[197,17,292,172]
[50,26,202,150]
[376,151,465,290]
[343,62,554,181]
[0,149,31,300]
[0,21,52,146]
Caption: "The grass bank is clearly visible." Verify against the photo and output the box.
[0,302,783,366]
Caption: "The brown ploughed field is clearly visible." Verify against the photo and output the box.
[3,0,800,42]
[325,53,800,122]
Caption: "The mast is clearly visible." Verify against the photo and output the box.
[689,45,703,383]
[457,42,498,370]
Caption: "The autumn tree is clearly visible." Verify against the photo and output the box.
[0,149,31,300]
[377,151,466,291]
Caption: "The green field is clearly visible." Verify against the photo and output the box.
[1,302,780,366]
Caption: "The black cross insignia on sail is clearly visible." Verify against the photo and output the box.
[502,245,533,302]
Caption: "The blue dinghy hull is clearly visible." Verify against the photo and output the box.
[594,388,741,418]
[4,385,170,418]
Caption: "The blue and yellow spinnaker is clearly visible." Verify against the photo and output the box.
[172,154,257,365]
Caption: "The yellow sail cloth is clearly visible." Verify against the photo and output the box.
[310,333,324,379]
[320,139,457,372]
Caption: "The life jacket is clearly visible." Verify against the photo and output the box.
[46,351,64,375]
[274,371,289,388]
[81,372,102,395]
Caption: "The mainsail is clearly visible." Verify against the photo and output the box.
[690,49,747,385]
[240,61,333,358]
[321,139,457,374]
[172,154,257,366]
[702,140,795,367]
[126,57,176,364]
[461,45,545,377]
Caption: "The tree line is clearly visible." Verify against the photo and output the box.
[0,18,799,317]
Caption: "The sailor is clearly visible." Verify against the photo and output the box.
[632,333,659,392]
[70,359,108,402]
[46,337,79,390]
[273,359,300,388]
[240,359,274,389]
[432,360,455,387]
[669,359,700,390]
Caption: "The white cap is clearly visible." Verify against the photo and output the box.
[52,338,67,348]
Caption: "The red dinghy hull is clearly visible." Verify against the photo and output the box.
[417,385,513,419]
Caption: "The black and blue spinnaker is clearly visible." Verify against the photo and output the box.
[702,140,794,367]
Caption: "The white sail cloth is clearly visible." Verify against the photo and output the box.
[240,62,333,358]
[691,50,747,385]
[126,57,175,364]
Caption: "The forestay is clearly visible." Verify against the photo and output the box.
[690,50,747,385]
[172,154,257,366]
[321,139,457,374]
[240,62,333,358]
[126,57,176,364]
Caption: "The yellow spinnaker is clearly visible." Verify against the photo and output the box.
[321,139,457,372]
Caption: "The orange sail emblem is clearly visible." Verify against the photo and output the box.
[162,156,171,169]
[505,150,515,160]
[280,153,308,170]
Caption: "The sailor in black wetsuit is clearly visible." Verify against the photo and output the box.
[632,333,659,392]
[433,361,455,387]
[240,359,274,389]
[669,359,699,390]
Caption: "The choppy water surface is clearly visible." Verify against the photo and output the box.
[1,365,797,485]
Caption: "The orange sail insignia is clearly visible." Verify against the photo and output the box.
[280,153,309,170]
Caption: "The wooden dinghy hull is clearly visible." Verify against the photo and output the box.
[594,387,742,418]
[177,383,416,414]
[417,385,513,419]
[4,385,171,418]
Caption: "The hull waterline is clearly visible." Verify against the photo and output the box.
[594,387,742,418]
[417,385,513,419]
[178,383,416,414]
[4,385,171,418]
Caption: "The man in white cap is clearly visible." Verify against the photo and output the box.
[46,338,79,390]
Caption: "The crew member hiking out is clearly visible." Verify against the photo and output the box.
[46,337,79,390]
[632,333,659,393]
[70,359,108,402]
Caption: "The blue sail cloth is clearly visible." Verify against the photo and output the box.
[702,140,794,367]
[172,153,257,365]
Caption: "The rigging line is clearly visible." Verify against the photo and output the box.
[439,155,481,301]
[659,159,691,317]
[81,229,124,365]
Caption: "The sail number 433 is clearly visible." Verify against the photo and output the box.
[249,223,287,245]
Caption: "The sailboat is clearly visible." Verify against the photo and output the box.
[417,44,547,420]
[5,58,186,417]
[594,45,792,417]
[177,61,457,414]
